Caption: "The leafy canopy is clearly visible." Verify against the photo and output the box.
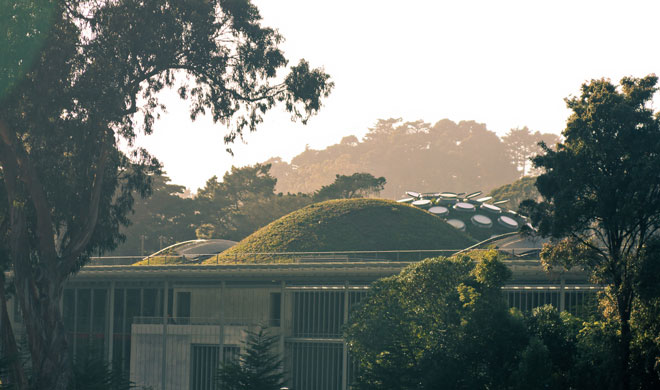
[345,250,527,390]
[0,0,332,388]
[520,75,660,390]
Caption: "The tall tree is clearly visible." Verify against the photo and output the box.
[0,1,332,388]
[502,127,561,177]
[520,75,660,390]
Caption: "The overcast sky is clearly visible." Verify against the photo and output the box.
[133,0,660,191]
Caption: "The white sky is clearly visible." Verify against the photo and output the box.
[133,0,660,192]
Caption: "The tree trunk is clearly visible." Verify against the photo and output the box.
[616,287,633,390]
[0,276,29,390]
[8,210,73,390]
[14,267,73,390]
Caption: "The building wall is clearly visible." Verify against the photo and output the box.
[5,262,598,390]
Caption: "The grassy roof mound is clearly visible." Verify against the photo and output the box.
[204,198,476,264]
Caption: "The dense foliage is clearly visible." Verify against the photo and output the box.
[0,0,331,388]
[520,75,660,390]
[345,251,524,389]
[111,164,312,255]
[346,250,659,390]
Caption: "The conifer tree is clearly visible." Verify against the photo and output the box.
[217,328,284,390]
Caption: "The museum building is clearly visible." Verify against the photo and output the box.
[7,251,598,390]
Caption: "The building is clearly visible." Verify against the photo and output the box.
[7,250,598,390]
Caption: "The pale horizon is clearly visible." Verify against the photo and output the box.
[132,0,660,191]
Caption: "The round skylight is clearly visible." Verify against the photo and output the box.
[447,219,466,231]
[480,203,502,213]
[412,199,432,208]
[428,206,449,216]
[471,214,493,228]
[498,215,519,229]
[453,202,476,212]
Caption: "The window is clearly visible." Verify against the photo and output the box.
[190,344,220,390]
[269,292,281,327]
[293,291,344,337]
[176,291,191,320]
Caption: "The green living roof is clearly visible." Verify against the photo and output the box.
[204,198,476,264]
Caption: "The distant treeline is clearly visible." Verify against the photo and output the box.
[266,118,559,198]
[110,118,556,256]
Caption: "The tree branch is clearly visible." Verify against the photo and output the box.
[0,119,58,263]
[60,131,112,274]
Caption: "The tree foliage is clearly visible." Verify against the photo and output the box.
[345,250,527,390]
[520,75,660,390]
[111,174,200,256]
[487,176,541,211]
[313,172,386,201]
[267,118,519,198]
[0,0,331,388]
[216,328,284,390]
[193,163,312,242]
[501,127,561,177]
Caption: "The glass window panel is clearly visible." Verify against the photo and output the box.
[113,289,124,335]
[176,292,191,319]
[63,289,75,332]
[142,288,157,317]
[269,292,281,327]
[76,289,91,333]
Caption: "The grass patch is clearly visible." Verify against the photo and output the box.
[132,256,187,266]
[204,198,476,264]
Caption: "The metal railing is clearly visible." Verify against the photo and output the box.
[87,247,543,266]
[132,316,262,326]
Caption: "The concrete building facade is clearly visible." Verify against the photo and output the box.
[6,257,598,390]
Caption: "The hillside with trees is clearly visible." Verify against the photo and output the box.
[112,120,557,255]
[266,118,559,198]
[111,168,389,255]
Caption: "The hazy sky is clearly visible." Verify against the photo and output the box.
[133,0,660,191]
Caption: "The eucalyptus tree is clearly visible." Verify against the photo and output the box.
[520,75,660,390]
[0,0,332,388]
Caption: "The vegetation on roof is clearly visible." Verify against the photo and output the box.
[203,198,476,264]
[132,256,190,266]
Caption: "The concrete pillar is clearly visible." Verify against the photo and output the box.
[161,281,169,390]
[559,276,566,312]
[342,281,349,390]
[107,282,115,366]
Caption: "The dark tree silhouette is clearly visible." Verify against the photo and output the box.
[0,0,332,388]
[520,75,660,390]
